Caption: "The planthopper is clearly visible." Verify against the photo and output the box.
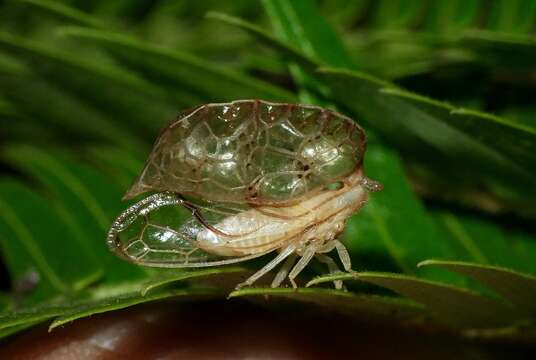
[107,100,382,289]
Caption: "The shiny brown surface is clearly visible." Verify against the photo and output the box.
[0,300,527,360]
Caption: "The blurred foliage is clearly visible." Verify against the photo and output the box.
[0,0,535,345]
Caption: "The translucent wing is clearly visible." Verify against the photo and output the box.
[124,100,366,206]
[107,193,280,267]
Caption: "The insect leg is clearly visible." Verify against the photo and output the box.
[314,253,344,290]
[235,244,296,290]
[334,240,353,272]
[316,241,336,253]
[288,246,316,289]
[271,254,297,288]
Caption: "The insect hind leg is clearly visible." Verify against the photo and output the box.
[334,240,353,272]
[314,253,344,290]
[288,246,316,289]
[271,254,297,288]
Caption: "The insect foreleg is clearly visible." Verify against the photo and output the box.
[314,253,344,290]
[288,246,316,289]
[235,244,296,290]
[271,253,297,288]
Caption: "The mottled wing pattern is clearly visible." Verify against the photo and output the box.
[107,193,275,267]
[124,100,366,205]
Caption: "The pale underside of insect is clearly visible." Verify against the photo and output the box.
[107,100,382,289]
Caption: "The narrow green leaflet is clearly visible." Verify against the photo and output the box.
[0,301,70,331]
[319,68,536,191]
[485,0,536,33]
[0,106,58,146]
[512,234,536,275]
[4,146,116,229]
[320,0,370,29]
[1,73,144,151]
[0,31,177,136]
[49,287,220,330]
[0,52,27,75]
[461,30,536,69]
[0,322,41,340]
[361,0,535,35]
[262,0,337,102]
[423,0,480,33]
[372,0,426,30]
[262,0,354,68]
[308,272,523,328]
[206,12,318,71]
[230,287,425,323]
[2,146,147,282]
[84,146,145,189]
[420,260,536,316]
[20,0,107,29]
[0,267,242,332]
[59,26,295,103]
[337,0,536,71]
[140,267,246,296]
[433,211,530,272]
[0,180,101,299]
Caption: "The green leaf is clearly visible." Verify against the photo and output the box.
[262,0,340,102]
[230,287,425,322]
[84,146,145,189]
[2,146,147,282]
[319,68,536,189]
[0,31,177,135]
[0,301,69,331]
[512,234,536,275]
[0,285,219,333]
[433,211,530,272]
[59,26,295,103]
[0,266,243,332]
[0,180,101,300]
[20,0,107,29]
[419,260,536,316]
[49,287,219,330]
[320,0,370,29]
[486,0,536,33]
[461,30,536,69]
[140,267,246,296]
[308,272,523,328]
[0,321,41,340]
[1,73,144,151]
[0,52,27,76]
[262,0,354,68]
[206,11,318,70]
[423,0,480,33]
[373,0,426,30]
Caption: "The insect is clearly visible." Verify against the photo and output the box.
[107,100,382,289]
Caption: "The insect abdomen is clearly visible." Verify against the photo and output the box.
[196,171,367,257]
